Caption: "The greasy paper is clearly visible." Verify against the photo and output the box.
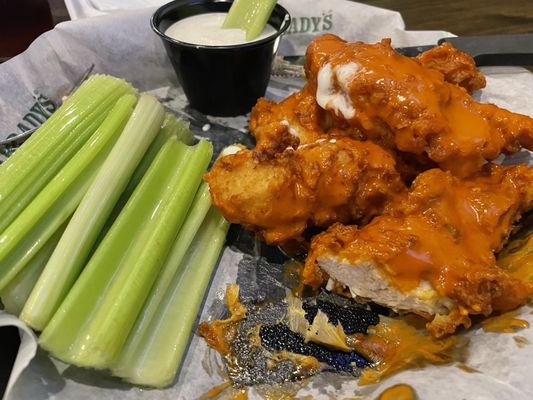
[1,1,533,399]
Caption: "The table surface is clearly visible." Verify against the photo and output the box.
[49,0,533,35]
[1,0,532,398]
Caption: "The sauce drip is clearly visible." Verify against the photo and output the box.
[353,317,457,385]
[198,382,231,400]
[456,363,480,373]
[481,310,530,333]
[377,384,416,400]
[513,335,530,347]
[282,261,306,296]
[497,224,533,283]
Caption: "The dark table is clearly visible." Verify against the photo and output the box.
[1,0,532,398]
[47,0,533,35]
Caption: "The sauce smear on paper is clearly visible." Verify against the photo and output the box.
[513,335,530,347]
[481,310,529,333]
[198,381,248,399]
[456,363,480,373]
[377,384,416,400]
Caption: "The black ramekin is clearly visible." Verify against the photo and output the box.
[151,0,291,117]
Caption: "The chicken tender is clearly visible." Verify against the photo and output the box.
[204,138,406,245]
[249,90,321,156]
[249,88,365,158]
[304,164,533,337]
[415,42,486,93]
[306,35,533,176]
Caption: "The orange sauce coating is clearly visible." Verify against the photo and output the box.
[385,170,518,294]
[205,137,405,245]
[306,165,533,315]
[497,227,533,283]
[305,35,533,177]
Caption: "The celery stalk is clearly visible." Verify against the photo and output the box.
[40,138,191,361]
[0,94,137,293]
[20,94,164,331]
[39,138,213,368]
[113,182,212,378]
[0,75,136,233]
[124,114,193,194]
[102,114,194,233]
[0,222,67,316]
[138,115,193,174]
[124,114,192,195]
[114,207,230,387]
[223,0,277,40]
[93,113,191,248]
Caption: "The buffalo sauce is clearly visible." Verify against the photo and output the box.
[352,317,456,385]
[308,166,533,316]
[385,171,516,295]
[456,363,480,373]
[377,384,416,400]
[197,382,248,400]
[198,382,232,399]
[306,36,526,177]
[481,310,529,333]
[513,336,530,347]
[497,229,533,283]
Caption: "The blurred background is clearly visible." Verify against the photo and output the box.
[0,0,532,62]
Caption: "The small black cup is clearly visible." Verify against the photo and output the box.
[151,0,291,117]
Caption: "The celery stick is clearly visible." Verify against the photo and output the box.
[124,114,193,197]
[39,139,213,368]
[40,138,190,360]
[0,75,136,233]
[113,182,212,378]
[223,0,277,40]
[20,95,164,331]
[93,114,194,253]
[0,222,67,316]
[104,114,193,231]
[0,94,137,293]
[115,207,230,387]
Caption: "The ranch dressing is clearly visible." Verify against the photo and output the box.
[165,13,277,46]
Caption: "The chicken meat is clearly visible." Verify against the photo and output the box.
[306,35,533,176]
[204,137,406,245]
[304,164,533,337]
[414,42,486,93]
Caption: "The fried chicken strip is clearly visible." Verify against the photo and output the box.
[415,42,486,93]
[249,87,433,183]
[204,138,406,245]
[304,164,533,337]
[249,87,365,159]
[306,35,533,176]
[249,89,324,156]
[249,38,486,179]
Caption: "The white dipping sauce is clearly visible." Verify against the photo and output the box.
[165,13,277,46]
